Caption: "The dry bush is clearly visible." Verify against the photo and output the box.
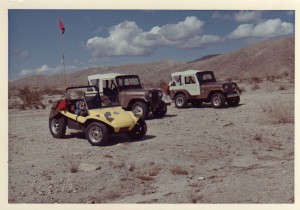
[17,86,45,109]
[148,166,162,176]
[251,83,261,91]
[265,74,276,82]
[42,87,65,95]
[135,175,155,181]
[249,77,262,84]
[240,86,246,93]
[226,77,233,82]
[69,158,80,173]
[261,101,294,124]
[191,195,204,203]
[278,84,288,90]
[170,167,189,175]
[253,133,263,142]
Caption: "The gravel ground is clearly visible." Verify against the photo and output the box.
[8,81,294,204]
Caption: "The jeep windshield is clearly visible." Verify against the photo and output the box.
[116,75,142,90]
[196,71,216,83]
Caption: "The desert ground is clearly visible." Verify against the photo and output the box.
[8,78,294,203]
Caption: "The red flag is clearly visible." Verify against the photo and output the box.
[58,16,65,34]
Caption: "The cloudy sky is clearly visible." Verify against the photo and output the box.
[8,10,294,80]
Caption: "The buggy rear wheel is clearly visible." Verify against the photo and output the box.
[49,116,66,138]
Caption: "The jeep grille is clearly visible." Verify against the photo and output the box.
[151,90,160,103]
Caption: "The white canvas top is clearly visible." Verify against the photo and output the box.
[88,73,124,80]
[171,70,208,77]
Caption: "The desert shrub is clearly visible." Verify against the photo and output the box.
[226,77,233,82]
[9,101,21,109]
[191,195,204,203]
[69,158,80,173]
[18,86,45,109]
[239,86,246,93]
[251,83,261,91]
[170,167,189,175]
[42,87,65,95]
[250,77,262,84]
[265,74,276,82]
[135,175,155,181]
[261,100,294,124]
[253,133,263,142]
[283,71,289,77]
[278,84,288,90]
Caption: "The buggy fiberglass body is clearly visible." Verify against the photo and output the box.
[49,86,147,146]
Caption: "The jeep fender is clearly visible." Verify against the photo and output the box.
[171,90,190,100]
[128,98,148,109]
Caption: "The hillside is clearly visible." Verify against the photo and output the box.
[9,36,294,89]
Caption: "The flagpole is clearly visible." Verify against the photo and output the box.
[61,32,66,90]
[59,16,67,90]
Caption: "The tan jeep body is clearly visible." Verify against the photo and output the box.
[168,70,241,108]
[88,73,168,119]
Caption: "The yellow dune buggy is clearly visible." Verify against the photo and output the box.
[49,86,147,146]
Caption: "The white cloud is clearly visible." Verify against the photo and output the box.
[19,69,34,77]
[159,16,204,41]
[234,11,262,22]
[19,64,78,78]
[85,16,220,58]
[228,19,294,39]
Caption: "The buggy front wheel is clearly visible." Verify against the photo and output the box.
[127,119,147,140]
[86,122,108,146]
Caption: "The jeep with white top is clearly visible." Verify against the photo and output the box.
[87,73,168,119]
[167,70,241,108]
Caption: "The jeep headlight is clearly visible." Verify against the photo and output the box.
[158,91,162,98]
[224,84,229,89]
[104,112,112,120]
[232,84,236,89]
[148,92,152,97]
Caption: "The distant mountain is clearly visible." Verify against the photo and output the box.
[10,36,294,89]
[187,54,222,63]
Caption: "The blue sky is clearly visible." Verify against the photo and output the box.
[8,10,294,80]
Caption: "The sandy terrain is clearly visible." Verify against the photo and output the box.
[8,79,294,203]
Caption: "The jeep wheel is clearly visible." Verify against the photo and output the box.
[191,100,202,108]
[86,122,108,146]
[211,93,225,108]
[227,96,240,107]
[152,101,167,118]
[127,119,147,140]
[174,94,188,108]
[49,116,66,138]
[132,101,149,120]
